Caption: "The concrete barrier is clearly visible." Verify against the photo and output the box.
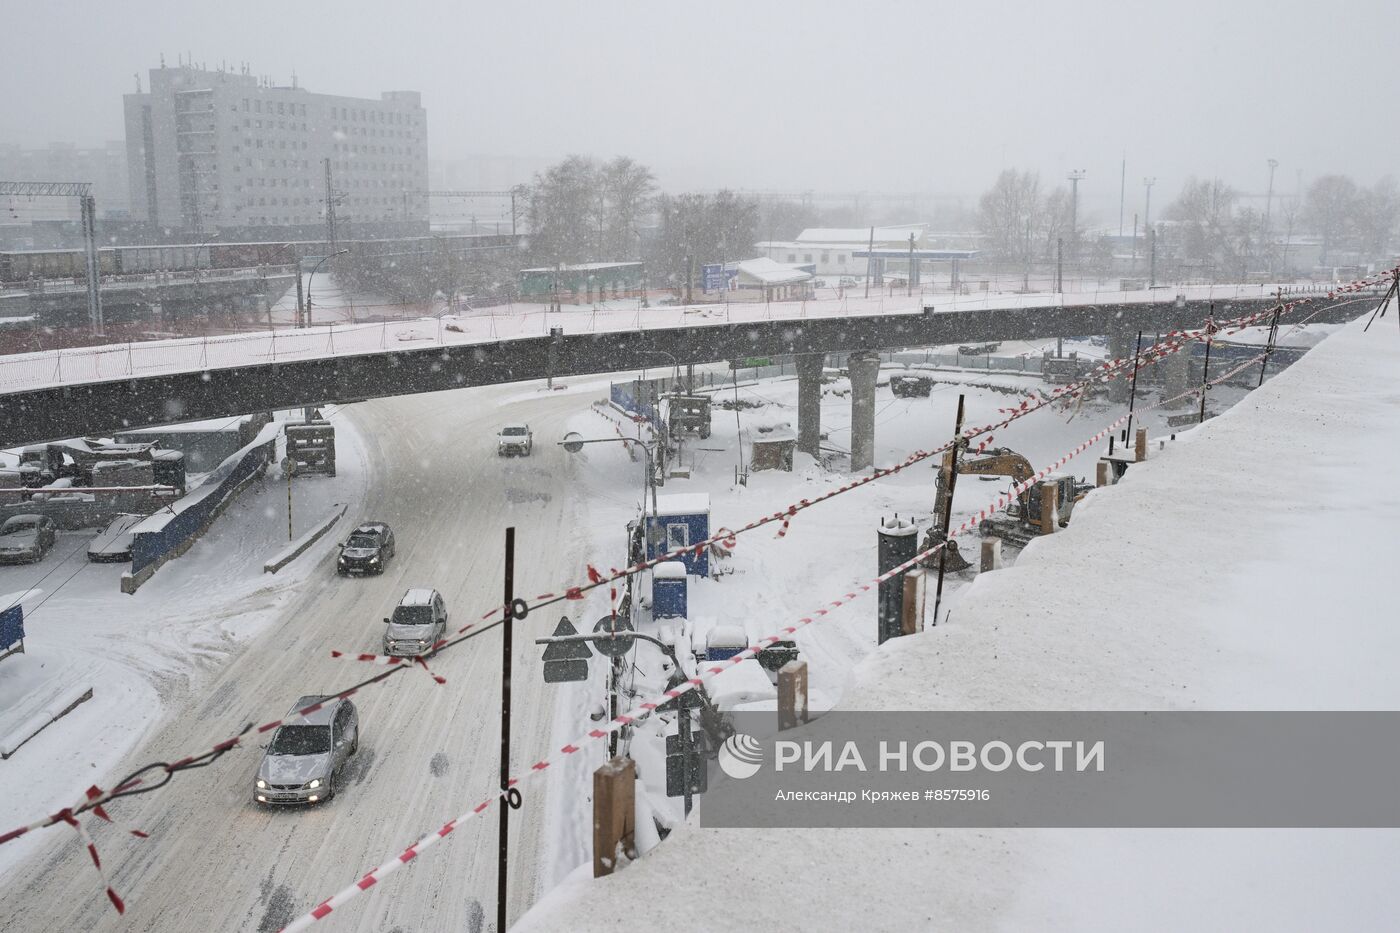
[263,504,347,574]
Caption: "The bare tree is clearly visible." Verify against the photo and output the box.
[525,155,600,266]
[1164,177,1238,278]
[1304,174,1359,264]
[977,169,1042,268]
[1354,176,1398,263]
[599,156,655,260]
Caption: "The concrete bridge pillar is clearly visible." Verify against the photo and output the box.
[848,351,881,472]
[796,353,825,459]
[1107,330,1135,404]
[1163,343,1192,406]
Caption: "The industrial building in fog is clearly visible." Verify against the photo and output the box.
[123,63,428,236]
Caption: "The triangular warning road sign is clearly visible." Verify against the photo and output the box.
[542,617,593,661]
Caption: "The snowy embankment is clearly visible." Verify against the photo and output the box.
[517,314,1400,931]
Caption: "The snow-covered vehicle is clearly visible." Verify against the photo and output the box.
[254,696,359,806]
[383,588,448,658]
[87,513,144,563]
[0,514,57,564]
[497,423,533,457]
[337,522,396,575]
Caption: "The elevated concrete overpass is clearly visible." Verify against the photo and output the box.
[0,284,1373,450]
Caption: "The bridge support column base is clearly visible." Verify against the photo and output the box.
[849,351,880,472]
[796,353,824,459]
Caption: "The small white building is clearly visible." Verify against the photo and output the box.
[756,224,929,276]
[730,258,813,300]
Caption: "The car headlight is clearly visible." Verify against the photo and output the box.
[307,779,320,789]
[369,556,379,563]
[256,779,267,789]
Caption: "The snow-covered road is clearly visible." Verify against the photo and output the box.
[0,385,591,931]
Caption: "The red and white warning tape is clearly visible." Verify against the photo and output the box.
[276,387,1202,931]
[6,275,1389,919]
[283,293,1391,929]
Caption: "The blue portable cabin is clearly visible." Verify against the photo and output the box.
[644,493,711,577]
[651,561,688,618]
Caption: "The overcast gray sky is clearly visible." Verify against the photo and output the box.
[3,0,1395,221]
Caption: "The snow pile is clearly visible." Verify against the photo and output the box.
[518,314,1400,931]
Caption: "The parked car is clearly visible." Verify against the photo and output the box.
[87,513,144,563]
[337,522,396,575]
[0,514,57,564]
[254,696,359,806]
[383,588,448,657]
[497,423,533,457]
[838,276,859,288]
[890,374,935,398]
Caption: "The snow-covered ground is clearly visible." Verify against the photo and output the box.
[513,314,1400,931]
[0,409,368,877]
[528,330,1285,889]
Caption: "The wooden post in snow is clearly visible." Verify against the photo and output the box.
[1096,460,1111,487]
[980,538,1003,572]
[593,757,636,878]
[1038,480,1059,534]
[901,569,926,635]
[778,660,809,731]
[1135,427,1148,462]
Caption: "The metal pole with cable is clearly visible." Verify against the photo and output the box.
[931,394,966,626]
[498,527,516,933]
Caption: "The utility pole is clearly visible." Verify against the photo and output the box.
[1067,169,1086,263]
[498,527,517,933]
[1149,228,1157,287]
[907,232,915,297]
[864,226,875,299]
[1264,159,1279,275]
[1118,156,1126,238]
[1056,237,1063,294]
[79,193,104,336]
[1142,177,1156,231]
[324,158,338,251]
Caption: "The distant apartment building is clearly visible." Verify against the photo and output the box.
[123,64,428,235]
[0,141,129,221]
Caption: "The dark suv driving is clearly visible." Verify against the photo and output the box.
[337,522,395,575]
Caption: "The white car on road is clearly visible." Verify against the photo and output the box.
[497,423,533,457]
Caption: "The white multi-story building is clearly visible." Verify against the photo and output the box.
[124,64,428,233]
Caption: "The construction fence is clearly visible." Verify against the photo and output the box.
[122,422,280,593]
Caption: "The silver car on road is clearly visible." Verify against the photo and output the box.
[383,587,448,658]
[254,696,359,805]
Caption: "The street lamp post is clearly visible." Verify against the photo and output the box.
[303,248,348,328]
[560,433,658,521]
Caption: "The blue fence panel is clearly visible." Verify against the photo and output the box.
[0,604,23,652]
[130,436,274,575]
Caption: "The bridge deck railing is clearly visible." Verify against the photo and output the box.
[0,279,1349,395]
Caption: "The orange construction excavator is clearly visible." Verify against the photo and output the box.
[934,446,1092,548]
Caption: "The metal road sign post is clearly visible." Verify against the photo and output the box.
[280,455,297,541]
[665,716,707,815]
[542,617,592,683]
[591,617,635,657]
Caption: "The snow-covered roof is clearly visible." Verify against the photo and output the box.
[734,258,813,286]
[518,261,643,273]
[400,587,437,606]
[654,493,710,516]
[796,225,926,244]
